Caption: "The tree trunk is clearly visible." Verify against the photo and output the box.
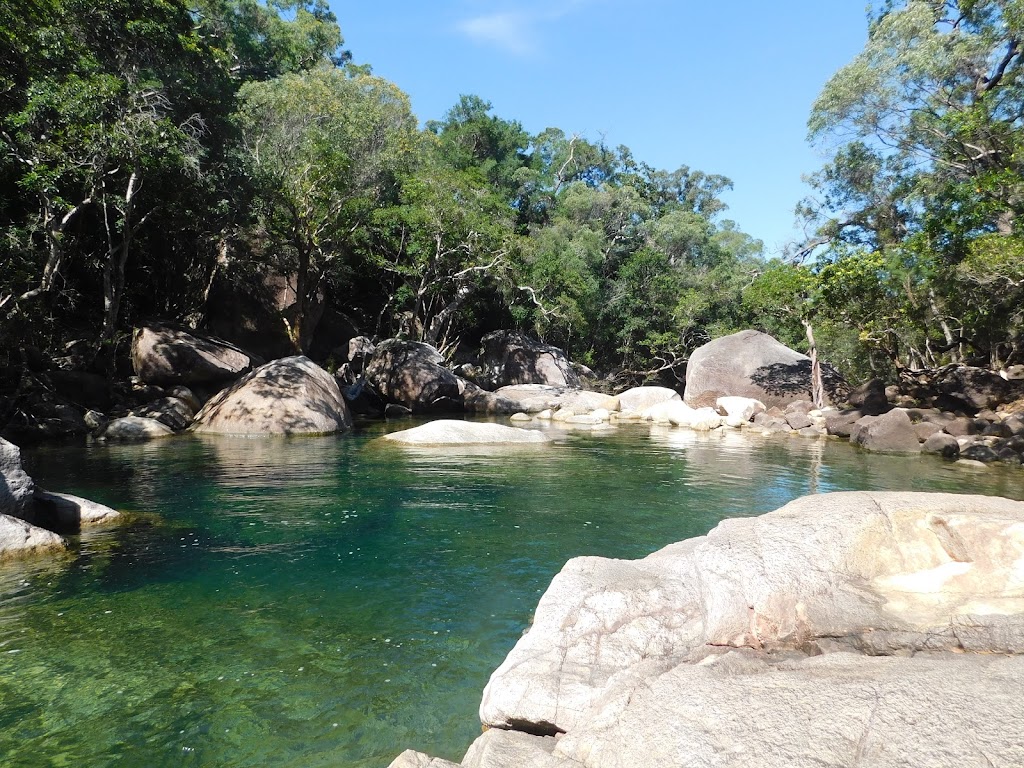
[101,169,141,344]
[802,317,824,408]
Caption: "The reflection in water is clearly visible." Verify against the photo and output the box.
[5,423,1024,768]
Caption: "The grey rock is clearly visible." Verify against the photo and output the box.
[846,377,889,414]
[1004,415,1024,436]
[618,386,680,413]
[961,443,999,463]
[131,324,258,386]
[345,336,376,374]
[784,410,813,430]
[824,409,862,437]
[462,729,570,768]
[167,385,202,412]
[192,356,352,436]
[33,490,120,531]
[922,432,960,458]
[365,339,464,413]
[387,751,462,768]
[99,416,174,441]
[0,438,34,519]
[684,330,846,409]
[912,421,944,442]
[83,410,107,430]
[982,420,1012,438]
[474,331,580,389]
[850,409,921,453]
[0,514,66,560]
[384,403,413,419]
[131,396,195,431]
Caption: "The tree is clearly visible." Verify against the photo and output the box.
[365,153,515,351]
[1,0,219,349]
[236,65,417,350]
[803,0,1024,370]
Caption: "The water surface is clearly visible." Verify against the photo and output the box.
[3,422,1022,767]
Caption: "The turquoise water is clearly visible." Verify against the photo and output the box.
[3,422,1023,767]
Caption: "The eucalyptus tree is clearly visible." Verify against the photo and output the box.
[236,65,418,351]
[803,0,1024,369]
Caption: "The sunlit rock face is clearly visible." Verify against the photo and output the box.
[684,330,847,409]
[436,491,1024,768]
[192,356,352,436]
[1,438,34,519]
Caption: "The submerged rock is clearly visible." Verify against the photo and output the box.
[98,416,175,441]
[0,514,67,560]
[192,356,352,436]
[382,420,551,446]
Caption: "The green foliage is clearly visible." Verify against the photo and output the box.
[802,0,1024,370]
[0,3,765,384]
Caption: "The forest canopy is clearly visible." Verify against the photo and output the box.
[1,0,1022,392]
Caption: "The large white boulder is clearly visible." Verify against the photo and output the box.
[383,420,551,446]
[685,330,846,409]
[616,386,680,412]
[192,356,352,436]
[642,401,723,430]
[480,492,1024,735]
[715,395,766,422]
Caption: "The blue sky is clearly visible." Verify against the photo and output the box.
[329,1,869,255]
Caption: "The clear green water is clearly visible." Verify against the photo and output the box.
[4,422,1023,767]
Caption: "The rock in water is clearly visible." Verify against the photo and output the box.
[364,339,464,413]
[131,324,259,387]
[382,420,551,445]
[99,416,175,441]
[0,438,34,519]
[33,490,120,531]
[0,514,66,559]
[479,491,1024,732]
[684,329,845,409]
[192,356,352,436]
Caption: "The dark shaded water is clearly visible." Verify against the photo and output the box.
[2,422,1022,767]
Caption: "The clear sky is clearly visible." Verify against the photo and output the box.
[328,1,869,255]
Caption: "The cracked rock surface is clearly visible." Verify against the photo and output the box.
[392,491,1024,768]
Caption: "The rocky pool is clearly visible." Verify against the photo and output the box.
[3,422,1023,767]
